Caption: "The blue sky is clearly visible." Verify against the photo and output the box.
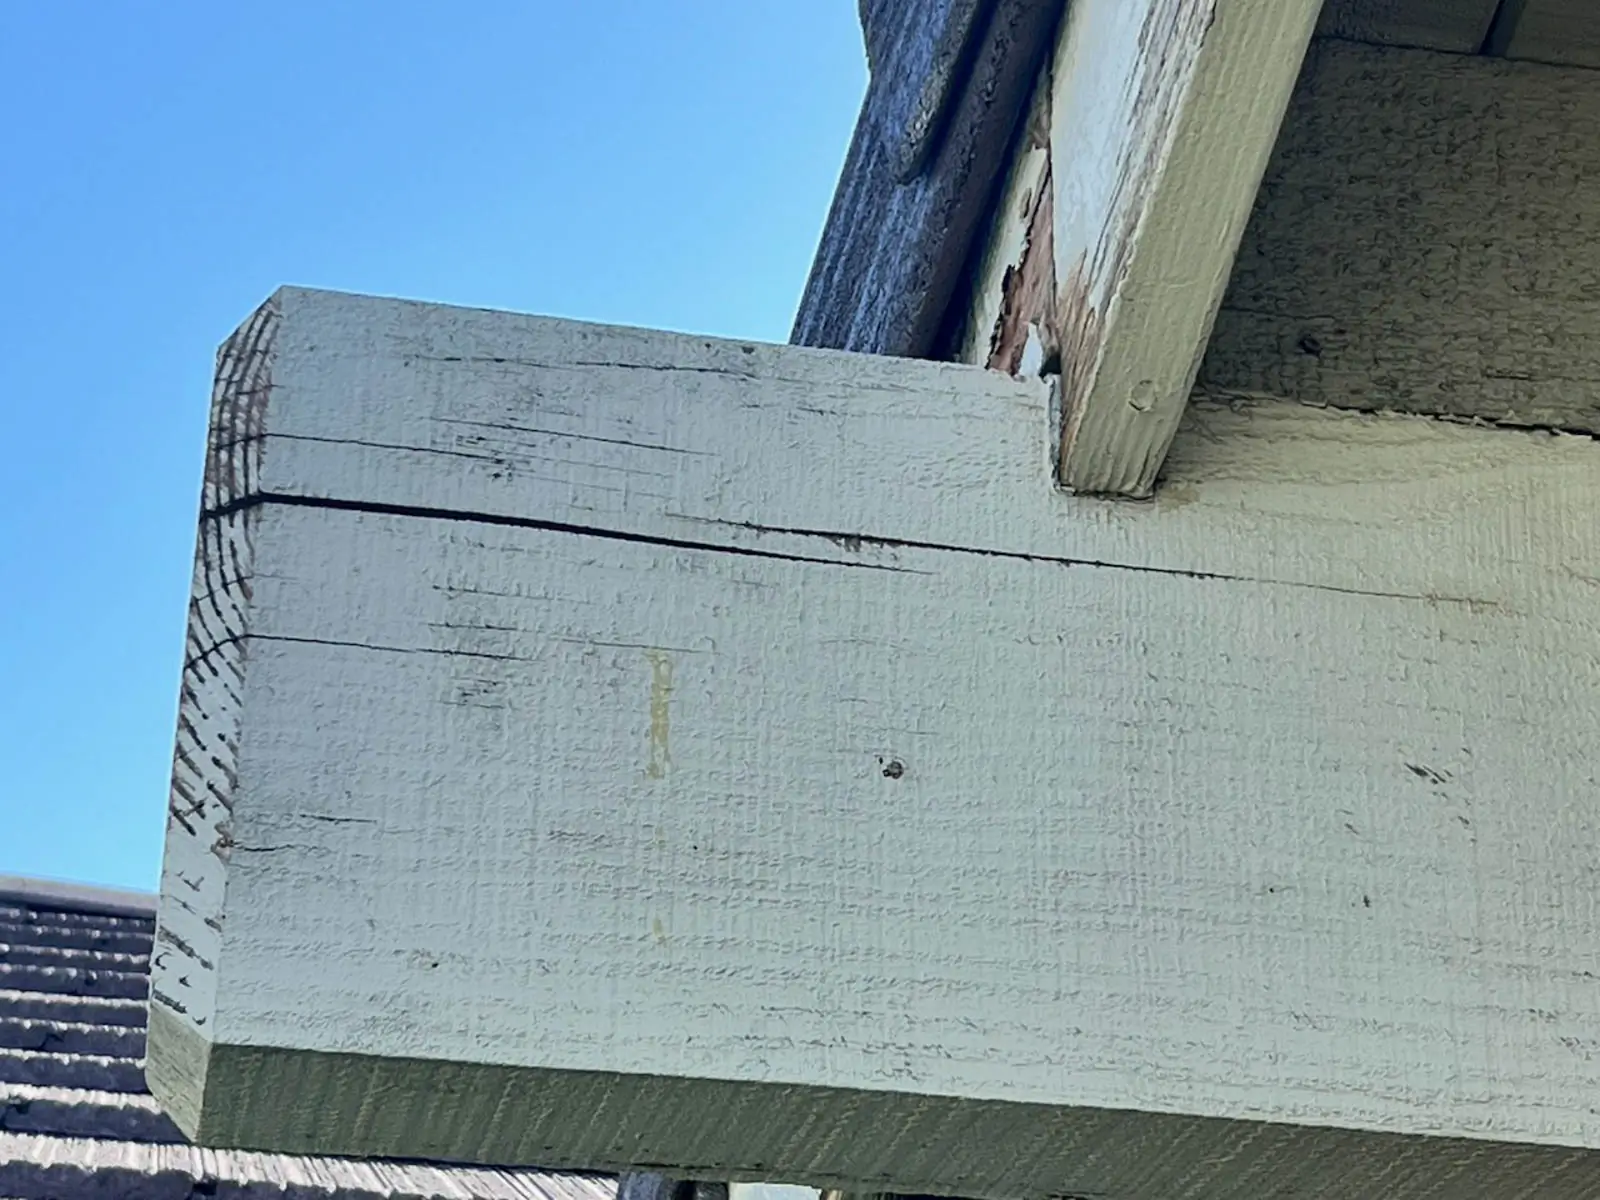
[0,3,865,891]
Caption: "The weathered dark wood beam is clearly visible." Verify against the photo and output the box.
[791,0,1065,358]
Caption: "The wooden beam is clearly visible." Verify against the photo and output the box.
[789,0,1065,358]
[1316,0,1501,52]
[149,287,1600,1197]
[1203,41,1600,434]
[1502,0,1600,68]
[1026,0,1321,495]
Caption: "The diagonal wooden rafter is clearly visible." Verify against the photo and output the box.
[802,0,1327,498]
[1042,0,1322,495]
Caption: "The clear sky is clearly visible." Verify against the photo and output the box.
[0,2,865,891]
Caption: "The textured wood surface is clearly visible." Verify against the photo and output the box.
[146,301,276,1140]
[1203,40,1600,433]
[1045,0,1321,496]
[954,60,1053,373]
[151,288,1600,1196]
[1316,0,1501,51]
[790,0,1064,358]
[1503,0,1600,68]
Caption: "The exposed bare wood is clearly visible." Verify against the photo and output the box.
[954,62,1055,372]
[1316,0,1501,52]
[1202,40,1600,434]
[150,288,1600,1199]
[1046,0,1321,496]
[1502,0,1600,68]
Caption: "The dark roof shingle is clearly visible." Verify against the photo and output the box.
[0,881,617,1200]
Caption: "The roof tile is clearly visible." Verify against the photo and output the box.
[0,1016,145,1057]
[0,989,148,1028]
[0,1133,616,1200]
[0,944,149,973]
[0,965,148,1002]
[0,885,618,1200]
[0,922,152,955]
[1,1084,184,1143]
[0,1047,146,1093]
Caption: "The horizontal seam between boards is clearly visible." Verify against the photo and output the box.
[202,491,1497,609]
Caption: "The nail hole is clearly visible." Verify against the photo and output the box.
[1127,379,1157,412]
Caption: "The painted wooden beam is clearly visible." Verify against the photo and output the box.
[1501,0,1600,68]
[1041,0,1322,495]
[1203,40,1600,434]
[150,288,1600,1199]
[1316,0,1501,52]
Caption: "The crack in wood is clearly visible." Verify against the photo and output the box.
[204,488,1497,610]
[200,493,923,575]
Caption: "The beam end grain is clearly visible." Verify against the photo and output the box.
[151,288,1600,1198]
[149,295,282,1142]
[144,1002,213,1145]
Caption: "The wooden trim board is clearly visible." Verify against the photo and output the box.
[151,288,1600,1198]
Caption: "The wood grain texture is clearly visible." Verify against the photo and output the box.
[1316,0,1501,51]
[1047,0,1321,496]
[1503,0,1600,68]
[146,300,280,1137]
[1203,41,1600,434]
[790,0,1065,358]
[150,288,1600,1196]
[953,60,1055,373]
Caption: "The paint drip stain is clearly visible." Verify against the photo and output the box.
[646,650,673,779]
